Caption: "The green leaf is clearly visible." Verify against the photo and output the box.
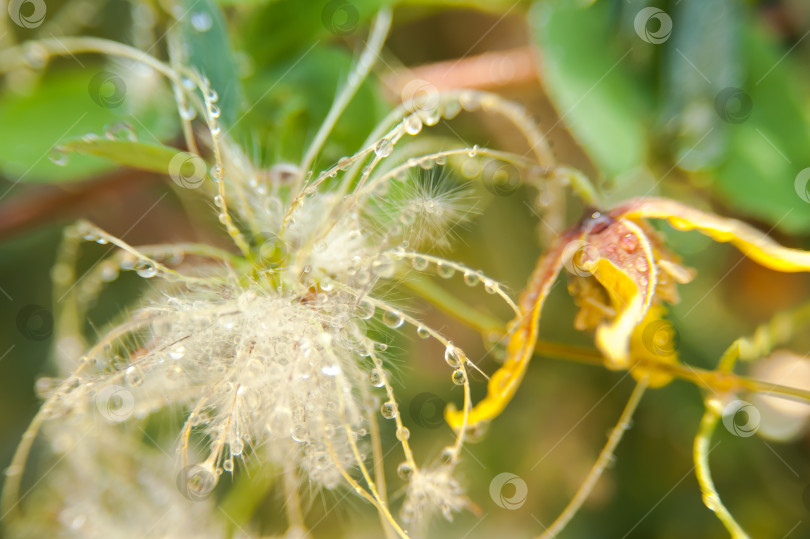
[660,0,743,171]
[59,138,184,176]
[529,0,649,182]
[181,0,243,127]
[238,46,386,166]
[708,20,810,234]
[0,67,178,184]
[242,0,386,67]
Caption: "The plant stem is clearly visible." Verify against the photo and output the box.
[538,378,648,538]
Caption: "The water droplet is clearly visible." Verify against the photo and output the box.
[22,42,49,69]
[451,369,466,385]
[381,401,398,419]
[35,377,59,398]
[223,458,234,472]
[459,91,479,111]
[213,195,223,207]
[416,326,430,339]
[420,107,440,126]
[483,280,498,294]
[181,76,196,90]
[134,259,157,278]
[230,438,244,456]
[99,263,118,282]
[48,148,69,166]
[104,122,136,141]
[404,115,422,135]
[460,157,481,179]
[372,257,395,279]
[355,269,372,285]
[268,408,292,435]
[444,344,463,368]
[411,256,429,271]
[620,233,639,253]
[368,368,384,387]
[435,263,455,279]
[124,366,143,386]
[291,425,309,442]
[396,426,410,441]
[397,461,413,479]
[463,270,480,286]
[439,446,456,465]
[443,100,462,119]
[355,300,375,320]
[321,364,341,376]
[703,492,721,512]
[191,11,213,32]
[635,258,649,274]
[179,103,197,120]
[468,145,478,158]
[382,311,404,329]
[166,365,182,380]
[185,465,218,498]
[209,104,221,119]
[169,345,185,360]
[374,138,394,158]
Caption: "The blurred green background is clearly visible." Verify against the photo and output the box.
[3,0,810,537]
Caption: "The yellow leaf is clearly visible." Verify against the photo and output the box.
[616,198,810,272]
[445,235,571,430]
[628,305,679,388]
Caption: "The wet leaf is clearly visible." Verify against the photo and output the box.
[181,0,243,128]
[59,138,185,176]
[0,69,177,183]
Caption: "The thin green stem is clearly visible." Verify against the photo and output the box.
[297,9,392,191]
[403,276,504,336]
[693,402,749,538]
[538,378,648,538]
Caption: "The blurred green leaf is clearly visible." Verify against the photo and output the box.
[242,0,387,67]
[59,137,183,175]
[0,68,178,184]
[238,46,386,166]
[181,0,243,127]
[529,0,649,182]
[709,21,810,233]
[660,0,742,171]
